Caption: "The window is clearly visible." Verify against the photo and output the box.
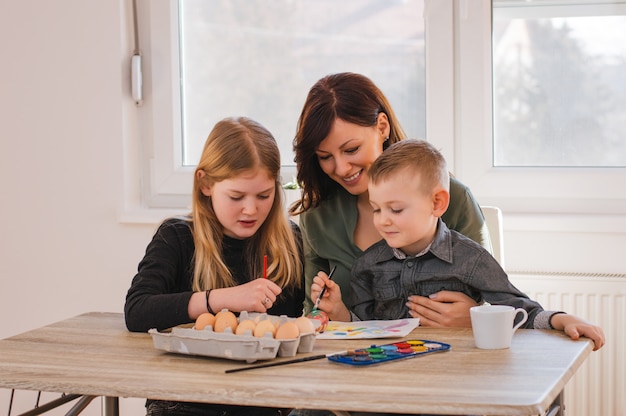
[138,0,426,209]
[493,2,626,167]
[134,0,626,218]
[456,0,626,215]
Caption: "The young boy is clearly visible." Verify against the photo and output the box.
[312,139,605,350]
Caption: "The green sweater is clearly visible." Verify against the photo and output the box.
[299,177,491,313]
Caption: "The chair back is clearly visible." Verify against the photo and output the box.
[480,206,505,268]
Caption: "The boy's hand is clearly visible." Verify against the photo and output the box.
[406,291,477,328]
[311,271,350,321]
[550,313,606,351]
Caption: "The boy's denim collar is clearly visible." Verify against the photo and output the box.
[372,218,454,265]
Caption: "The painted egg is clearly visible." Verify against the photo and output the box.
[306,309,329,333]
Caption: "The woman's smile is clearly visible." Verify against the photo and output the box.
[342,169,363,185]
[316,118,386,196]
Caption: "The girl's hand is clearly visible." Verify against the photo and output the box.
[550,313,606,351]
[311,271,350,321]
[208,279,283,314]
[406,291,477,328]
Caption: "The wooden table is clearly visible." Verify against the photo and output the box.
[0,312,592,416]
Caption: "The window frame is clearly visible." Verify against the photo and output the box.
[129,0,626,222]
[454,0,626,216]
[136,0,435,212]
[137,0,191,211]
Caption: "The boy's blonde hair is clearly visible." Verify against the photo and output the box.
[369,139,450,195]
[191,117,301,292]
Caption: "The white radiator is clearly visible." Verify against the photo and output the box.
[508,272,626,416]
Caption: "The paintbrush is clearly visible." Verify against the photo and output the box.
[312,265,337,310]
[225,350,346,373]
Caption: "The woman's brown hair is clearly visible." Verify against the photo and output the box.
[291,72,406,216]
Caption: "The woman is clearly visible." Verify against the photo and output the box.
[290,72,490,325]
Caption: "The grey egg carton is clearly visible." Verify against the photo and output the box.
[149,311,316,363]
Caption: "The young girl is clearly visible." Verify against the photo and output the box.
[125,117,303,416]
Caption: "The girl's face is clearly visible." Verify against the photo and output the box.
[199,168,275,239]
[315,114,389,196]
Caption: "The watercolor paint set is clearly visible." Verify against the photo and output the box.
[327,339,451,366]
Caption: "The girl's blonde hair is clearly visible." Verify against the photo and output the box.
[190,117,302,292]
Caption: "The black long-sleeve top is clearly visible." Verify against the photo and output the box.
[124,217,304,332]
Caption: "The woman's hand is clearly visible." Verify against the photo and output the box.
[311,271,350,321]
[406,291,478,327]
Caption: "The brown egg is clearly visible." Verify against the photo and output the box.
[253,319,276,338]
[235,319,256,335]
[195,312,216,330]
[275,321,300,339]
[213,310,238,333]
[294,316,315,334]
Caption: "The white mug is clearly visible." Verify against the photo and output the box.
[470,304,528,349]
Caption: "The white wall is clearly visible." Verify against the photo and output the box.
[0,1,150,414]
[0,1,624,415]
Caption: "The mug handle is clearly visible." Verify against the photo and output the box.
[512,308,529,332]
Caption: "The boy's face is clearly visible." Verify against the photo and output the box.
[368,170,439,256]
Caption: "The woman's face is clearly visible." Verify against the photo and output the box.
[199,168,275,239]
[315,114,389,196]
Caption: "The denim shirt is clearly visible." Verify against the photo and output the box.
[299,177,492,315]
[349,218,551,329]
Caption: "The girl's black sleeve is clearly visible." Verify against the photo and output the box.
[124,218,196,332]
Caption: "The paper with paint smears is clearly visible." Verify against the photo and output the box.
[315,318,420,339]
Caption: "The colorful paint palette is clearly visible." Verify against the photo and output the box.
[327,339,450,366]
